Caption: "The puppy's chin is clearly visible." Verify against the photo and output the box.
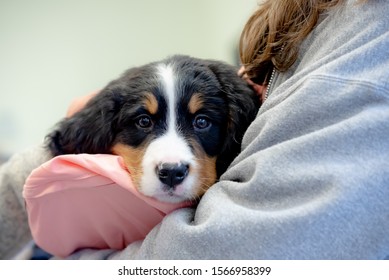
[141,185,196,204]
[137,169,199,203]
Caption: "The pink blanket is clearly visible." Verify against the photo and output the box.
[23,154,189,257]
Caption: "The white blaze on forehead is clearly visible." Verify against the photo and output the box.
[139,63,197,202]
[157,63,176,131]
[151,63,193,163]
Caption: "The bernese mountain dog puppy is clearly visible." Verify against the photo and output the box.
[46,55,259,203]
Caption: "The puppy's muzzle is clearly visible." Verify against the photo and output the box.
[156,162,189,189]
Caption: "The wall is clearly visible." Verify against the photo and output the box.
[0,0,257,156]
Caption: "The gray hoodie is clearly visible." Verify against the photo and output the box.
[1,0,389,259]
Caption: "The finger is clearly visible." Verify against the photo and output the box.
[66,90,99,117]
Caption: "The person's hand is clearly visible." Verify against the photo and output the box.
[238,66,267,102]
[66,90,99,117]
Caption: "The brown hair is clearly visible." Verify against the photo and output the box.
[239,0,346,84]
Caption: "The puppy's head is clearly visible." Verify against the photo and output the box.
[47,55,259,203]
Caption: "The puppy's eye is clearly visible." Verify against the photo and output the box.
[193,115,211,131]
[136,115,153,129]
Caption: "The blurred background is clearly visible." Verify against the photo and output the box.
[0,0,258,159]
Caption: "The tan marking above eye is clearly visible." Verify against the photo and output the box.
[144,92,159,115]
[188,93,204,114]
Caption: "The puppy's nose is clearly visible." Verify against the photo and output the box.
[156,162,189,188]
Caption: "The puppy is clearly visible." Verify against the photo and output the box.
[46,55,259,203]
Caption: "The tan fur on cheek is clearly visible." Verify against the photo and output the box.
[189,140,217,198]
[196,156,217,197]
[112,143,146,189]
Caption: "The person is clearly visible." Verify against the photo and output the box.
[1,0,388,259]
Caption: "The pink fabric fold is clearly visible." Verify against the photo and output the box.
[23,154,189,258]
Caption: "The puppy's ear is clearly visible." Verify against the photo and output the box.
[46,90,123,156]
[206,60,260,176]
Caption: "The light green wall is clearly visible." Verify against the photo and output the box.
[0,0,258,154]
